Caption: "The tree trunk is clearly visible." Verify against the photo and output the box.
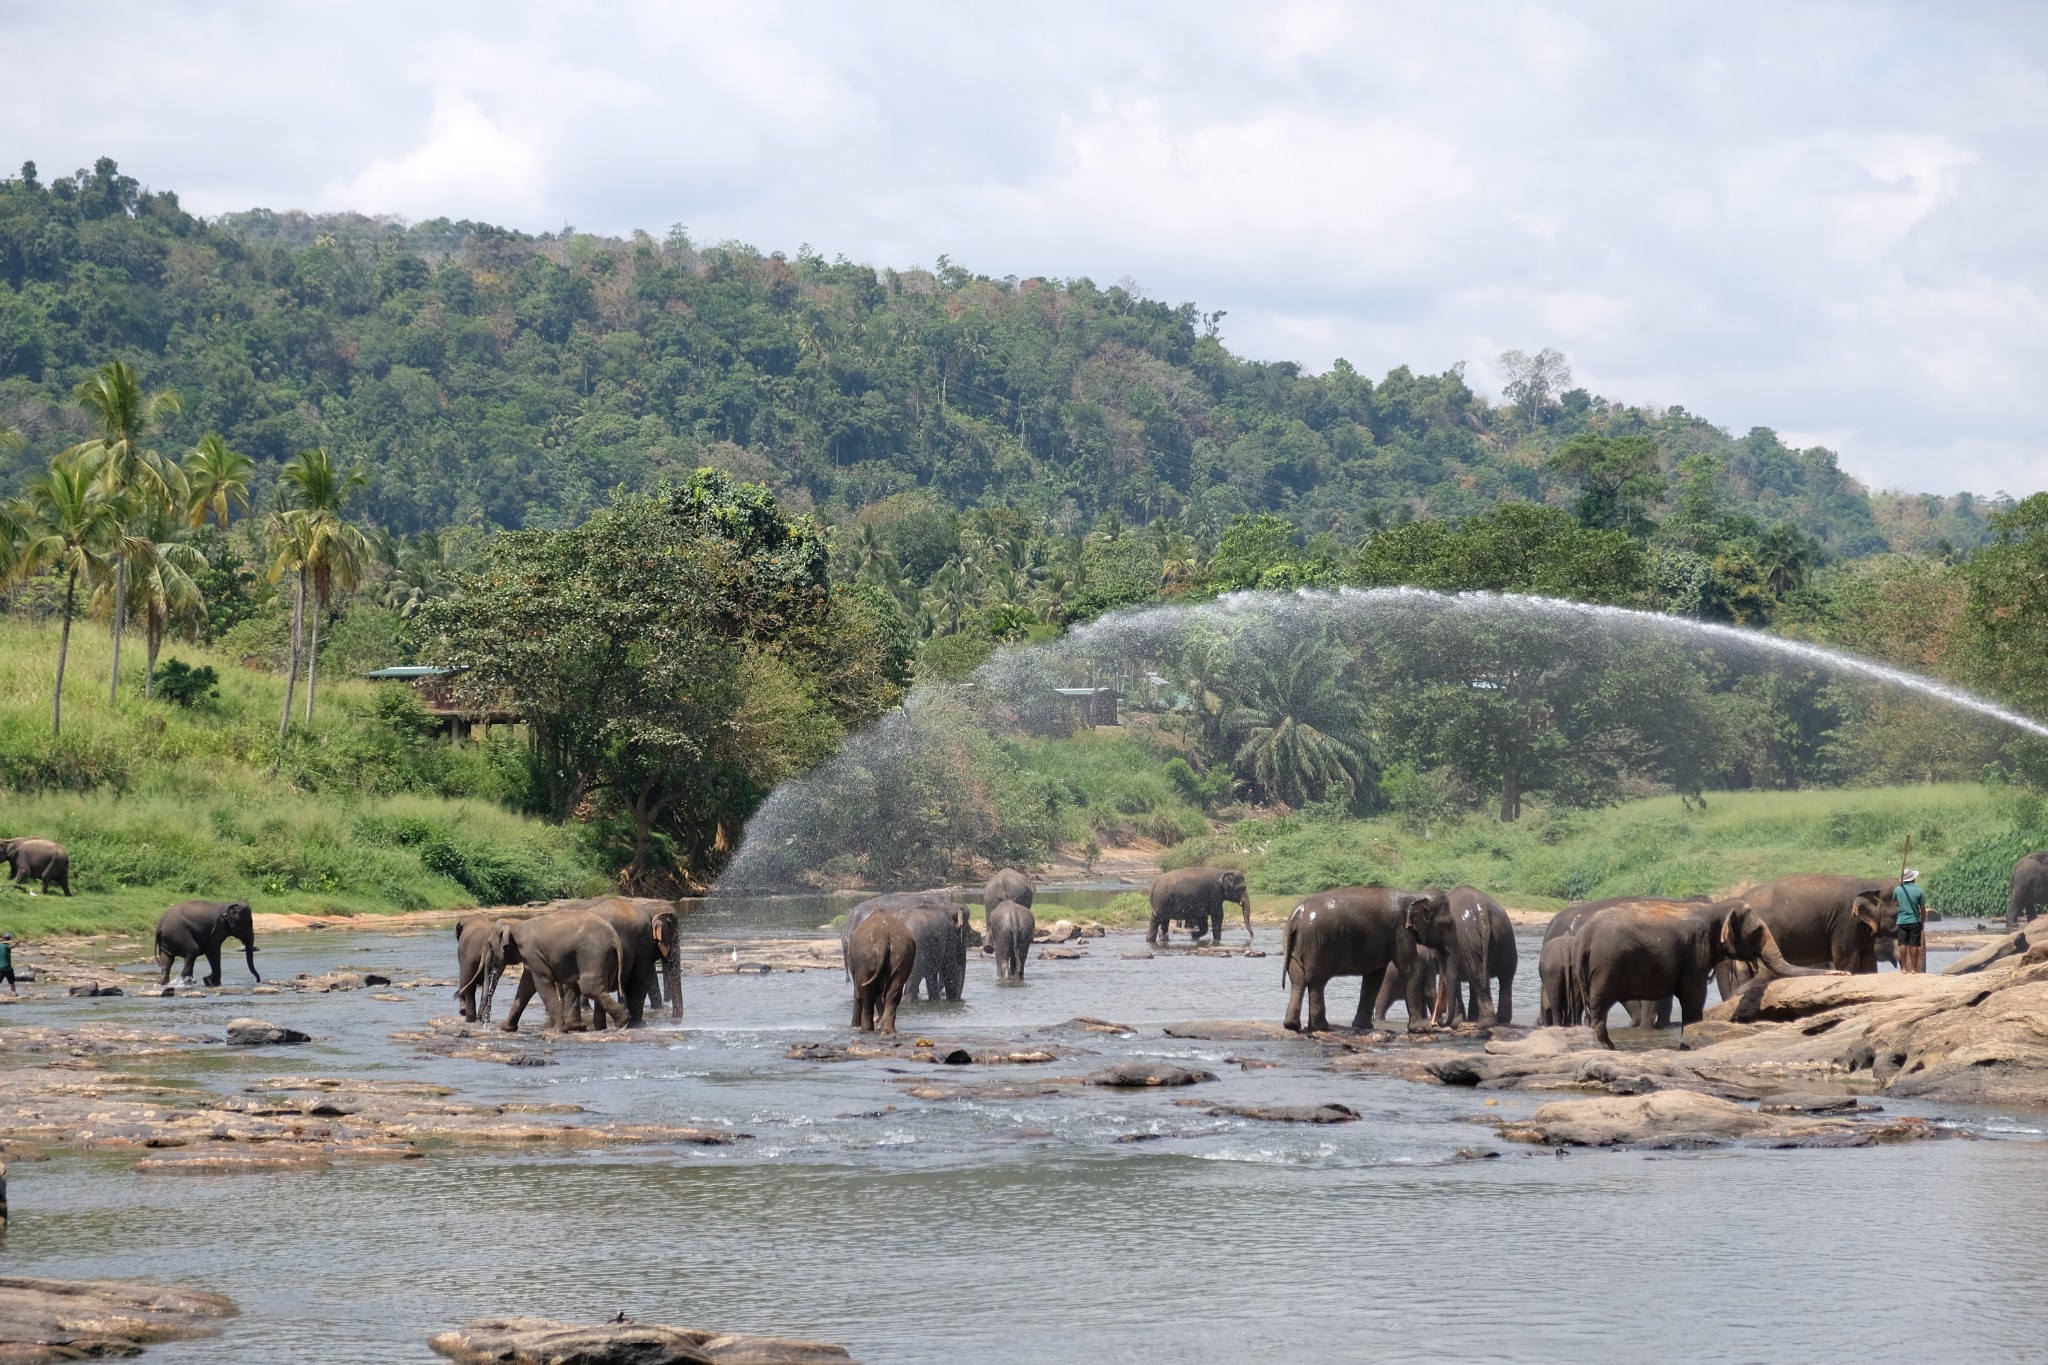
[271,570,306,777]
[53,569,76,736]
[304,594,321,723]
[108,551,125,706]
[146,621,160,700]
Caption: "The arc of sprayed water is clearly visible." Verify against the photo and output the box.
[1050,585,2048,740]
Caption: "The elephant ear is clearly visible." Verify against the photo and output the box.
[1852,895,1882,933]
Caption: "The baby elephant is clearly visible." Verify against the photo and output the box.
[849,910,917,1035]
[987,899,1035,982]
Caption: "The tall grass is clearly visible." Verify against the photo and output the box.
[1007,730,1209,851]
[1165,784,2000,911]
[0,617,607,937]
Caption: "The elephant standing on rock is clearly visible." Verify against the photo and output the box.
[848,911,917,1035]
[454,913,500,1021]
[1570,899,1738,1048]
[1542,895,1711,1027]
[1733,874,1897,977]
[1719,902,1847,1019]
[490,912,628,1033]
[1387,887,1501,1026]
[562,898,679,1028]
[1147,867,1253,948]
[155,900,259,986]
[2010,853,2048,930]
[1282,887,1445,1033]
[1,839,70,896]
[987,899,1034,982]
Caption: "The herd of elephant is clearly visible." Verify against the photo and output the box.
[1279,872,1907,1049]
[14,823,2035,1054]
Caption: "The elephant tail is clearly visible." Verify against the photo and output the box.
[1280,910,1298,983]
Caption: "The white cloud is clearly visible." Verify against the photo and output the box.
[2,0,2046,494]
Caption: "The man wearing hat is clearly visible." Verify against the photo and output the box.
[0,933,14,995]
[1894,870,1927,974]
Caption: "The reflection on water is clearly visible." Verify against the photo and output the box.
[0,908,2037,1363]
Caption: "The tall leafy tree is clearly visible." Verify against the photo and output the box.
[279,448,368,723]
[183,433,254,530]
[266,507,313,774]
[1220,629,1376,807]
[1547,433,1665,534]
[66,360,183,706]
[110,495,209,698]
[11,455,128,734]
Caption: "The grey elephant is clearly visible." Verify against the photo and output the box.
[894,901,971,1002]
[489,911,628,1033]
[987,899,1035,982]
[1570,899,1737,1048]
[985,867,1034,911]
[1733,874,1896,975]
[1719,900,1846,1019]
[1281,886,1445,1032]
[1540,895,1710,1026]
[2010,852,2048,930]
[1146,867,1253,948]
[848,910,918,1035]
[1395,887,1500,1025]
[561,898,679,1028]
[454,913,500,1021]
[1,838,70,896]
[154,899,259,986]
[842,891,956,979]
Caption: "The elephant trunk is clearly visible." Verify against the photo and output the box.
[1754,925,1833,979]
[480,964,502,1023]
[1240,895,1255,943]
[665,939,683,1021]
[243,942,261,983]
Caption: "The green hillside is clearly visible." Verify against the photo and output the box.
[0,158,1989,553]
[0,617,606,938]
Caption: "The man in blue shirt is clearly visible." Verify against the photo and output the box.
[0,933,14,994]
[1895,870,1927,974]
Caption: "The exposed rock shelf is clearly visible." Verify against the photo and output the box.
[428,1317,856,1365]
[0,1276,235,1362]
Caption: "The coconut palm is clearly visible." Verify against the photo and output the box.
[266,507,313,774]
[379,530,450,618]
[1221,631,1377,809]
[65,360,184,706]
[278,447,368,725]
[101,497,208,698]
[12,454,128,734]
[183,433,254,530]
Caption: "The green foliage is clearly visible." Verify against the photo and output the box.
[1548,432,1665,534]
[152,658,218,707]
[1963,493,2048,714]
[1922,827,2048,921]
[1348,504,1649,603]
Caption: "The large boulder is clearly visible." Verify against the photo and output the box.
[1498,1090,1931,1149]
[0,1276,236,1361]
[1084,1061,1217,1087]
[428,1318,856,1365]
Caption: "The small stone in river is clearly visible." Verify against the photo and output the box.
[1120,951,1154,960]
[1241,949,1267,958]
[251,986,281,995]
[1085,1061,1217,1087]
[1453,1147,1501,1160]
[1039,946,1084,960]
[67,983,103,997]
[364,974,392,986]
[225,1018,311,1047]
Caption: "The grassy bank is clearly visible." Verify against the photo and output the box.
[0,618,608,939]
[1144,784,2000,918]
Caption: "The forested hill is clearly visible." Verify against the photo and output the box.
[0,157,1991,553]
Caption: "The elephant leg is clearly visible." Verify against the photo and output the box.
[1371,964,1400,1024]
[1678,976,1710,1027]
[1587,990,1616,1049]
[204,949,223,988]
[181,954,199,984]
[1494,972,1513,1025]
[586,982,629,1030]
[501,973,538,1032]
[1654,997,1675,1029]
[1282,970,1306,1031]
[157,950,173,986]
[1306,980,1330,1033]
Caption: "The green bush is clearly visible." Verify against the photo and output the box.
[1923,828,2048,920]
[154,660,220,708]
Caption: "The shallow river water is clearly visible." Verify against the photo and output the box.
[2,907,2042,1363]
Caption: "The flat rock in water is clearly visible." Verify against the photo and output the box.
[896,1080,1071,1101]
[1208,1102,1359,1124]
[428,1317,856,1365]
[1498,1090,1931,1149]
[1038,946,1085,960]
[225,1018,311,1046]
[1085,1061,1217,1087]
[1161,1020,1297,1042]
[1059,1017,1135,1034]
[1120,951,1155,960]
[1701,973,1982,1023]
[0,1275,237,1361]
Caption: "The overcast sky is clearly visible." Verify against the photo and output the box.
[4,1,2043,496]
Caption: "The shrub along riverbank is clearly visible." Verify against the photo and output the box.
[0,618,606,939]
[1138,783,2003,919]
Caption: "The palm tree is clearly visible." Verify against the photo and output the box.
[106,497,208,698]
[183,433,254,530]
[278,448,368,725]
[380,530,448,618]
[1221,632,1377,809]
[267,507,313,775]
[12,455,127,734]
[65,360,183,707]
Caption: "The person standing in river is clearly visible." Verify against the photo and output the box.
[0,932,15,994]
[1895,870,1927,974]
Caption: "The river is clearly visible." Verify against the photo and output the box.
[1,903,2039,1363]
